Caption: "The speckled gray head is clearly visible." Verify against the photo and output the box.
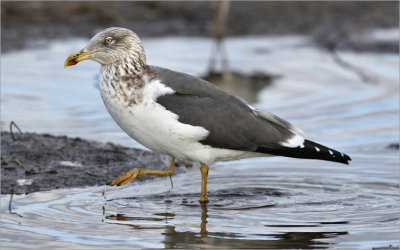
[64,27,146,67]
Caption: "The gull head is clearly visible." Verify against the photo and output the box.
[64,27,145,67]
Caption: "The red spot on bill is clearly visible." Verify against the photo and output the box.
[67,60,78,66]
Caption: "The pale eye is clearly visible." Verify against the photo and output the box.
[105,37,114,45]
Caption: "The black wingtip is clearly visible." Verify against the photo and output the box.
[256,139,352,165]
[334,150,351,165]
[340,158,350,165]
[343,154,352,165]
[303,140,352,165]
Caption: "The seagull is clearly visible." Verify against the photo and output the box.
[65,27,351,203]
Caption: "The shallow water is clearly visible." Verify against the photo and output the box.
[1,34,399,249]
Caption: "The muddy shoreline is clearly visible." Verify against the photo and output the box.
[1,131,190,194]
[2,1,398,53]
[2,129,397,195]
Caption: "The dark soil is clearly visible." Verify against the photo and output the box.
[1,131,189,195]
[2,1,398,52]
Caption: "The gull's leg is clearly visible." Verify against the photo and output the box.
[200,163,209,203]
[109,157,175,186]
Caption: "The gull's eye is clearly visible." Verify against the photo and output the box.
[105,37,114,45]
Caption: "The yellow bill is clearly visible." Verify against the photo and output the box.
[64,50,95,68]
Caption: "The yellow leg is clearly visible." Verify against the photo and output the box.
[109,157,175,186]
[200,163,209,203]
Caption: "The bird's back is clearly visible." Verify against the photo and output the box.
[150,66,351,164]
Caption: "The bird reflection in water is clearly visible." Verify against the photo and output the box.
[106,213,175,231]
[200,203,208,238]
[103,203,347,248]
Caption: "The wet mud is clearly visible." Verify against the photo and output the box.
[1,131,189,195]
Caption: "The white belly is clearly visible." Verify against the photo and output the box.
[99,78,264,164]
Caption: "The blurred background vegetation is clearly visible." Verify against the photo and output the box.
[2,1,398,52]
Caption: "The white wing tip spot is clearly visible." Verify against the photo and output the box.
[329,150,334,155]
[280,134,305,148]
[315,147,320,152]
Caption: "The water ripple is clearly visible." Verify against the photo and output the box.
[1,36,399,249]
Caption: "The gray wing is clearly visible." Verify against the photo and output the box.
[150,66,296,151]
[147,66,351,165]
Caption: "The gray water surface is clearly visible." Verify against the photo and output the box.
[1,35,399,249]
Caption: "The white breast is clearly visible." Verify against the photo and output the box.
[98,71,265,164]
